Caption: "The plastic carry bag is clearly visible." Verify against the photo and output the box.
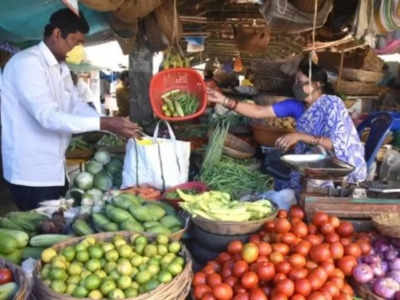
[121,120,191,190]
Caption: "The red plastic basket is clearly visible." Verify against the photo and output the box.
[149,68,207,122]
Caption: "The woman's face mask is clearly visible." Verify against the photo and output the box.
[292,82,309,101]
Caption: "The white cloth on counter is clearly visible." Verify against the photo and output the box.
[1,41,100,187]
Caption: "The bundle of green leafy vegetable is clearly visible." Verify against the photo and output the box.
[161,89,199,117]
[67,136,93,152]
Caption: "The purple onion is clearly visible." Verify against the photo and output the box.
[372,261,387,277]
[390,271,400,284]
[387,248,400,261]
[364,254,381,265]
[373,277,400,299]
[392,239,400,249]
[383,261,390,273]
[395,291,400,300]
[375,239,391,254]
[353,263,374,283]
[391,259,400,271]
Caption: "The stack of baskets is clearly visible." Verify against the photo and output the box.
[336,68,385,96]
[33,232,193,300]
[223,134,255,159]
[372,213,400,239]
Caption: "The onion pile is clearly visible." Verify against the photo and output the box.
[192,206,371,300]
[353,236,400,299]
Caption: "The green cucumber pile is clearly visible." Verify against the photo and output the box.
[161,89,199,117]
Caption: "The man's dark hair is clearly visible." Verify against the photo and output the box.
[120,71,129,81]
[44,8,89,39]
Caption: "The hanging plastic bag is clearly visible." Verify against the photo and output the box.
[122,121,191,190]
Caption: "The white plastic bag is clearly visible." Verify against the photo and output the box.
[122,120,191,190]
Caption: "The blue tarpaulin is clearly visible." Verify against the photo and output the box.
[0,1,109,44]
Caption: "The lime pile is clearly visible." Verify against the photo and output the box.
[40,234,185,299]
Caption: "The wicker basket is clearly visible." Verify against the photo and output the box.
[223,134,255,159]
[0,258,30,300]
[335,80,384,96]
[290,0,325,13]
[251,123,295,146]
[66,149,94,159]
[342,68,384,83]
[372,213,400,238]
[80,0,124,11]
[33,232,193,300]
[190,201,278,235]
[351,279,384,300]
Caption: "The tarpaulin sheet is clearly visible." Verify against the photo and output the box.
[0,0,109,43]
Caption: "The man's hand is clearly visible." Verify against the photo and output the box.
[100,117,142,139]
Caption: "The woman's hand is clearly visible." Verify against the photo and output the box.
[206,87,226,104]
[275,133,302,152]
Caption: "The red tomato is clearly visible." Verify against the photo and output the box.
[292,222,308,238]
[276,218,292,234]
[258,242,272,256]
[344,243,362,258]
[202,292,217,300]
[242,243,260,263]
[194,284,212,299]
[308,274,323,290]
[312,212,329,227]
[217,252,232,264]
[294,278,312,296]
[333,294,352,300]
[321,282,339,297]
[337,256,357,275]
[256,256,269,264]
[273,243,290,255]
[270,252,284,264]
[291,217,302,225]
[261,285,272,296]
[330,269,345,279]
[274,273,287,284]
[288,268,308,281]
[233,260,249,277]
[0,269,12,285]
[257,261,276,281]
[325,233,340,243]
[276,261,291,275]
[340,238,351,247]
[265,221,276,232]
[208,260,222,273]
[329,216,340,228]
[233,294,250,300]
[320,261,335,277]
[306,235,323,246]
[310,244,331,263]
[278,210,288,219]
[281,233,297,245]
[228,240,244,255]
[271,291,288,300]
[221,265,232,279]
[193,272,207,286]
[250,235,261,245]
[337,222,354,237]
[328,277,344,289]
[321,290,332,300]
[310,267,328,281]
[250,288,268,300]
[276,279,295,297]
[305,261,318,270]
[207,273,222,288]
[241,271,259,289]
[320,221,335,235]
[342,283,354,296]
[357,239,371,255]
[288,254,306,269]
[225,276,238,288]
[294,240,312,256]
[308,292,326,300]
[308,224,318,234]
[330,242,344,259]
[213,283,233,300]
[291,294,306,300]
[289,205,305,220]
[203,265,216,275]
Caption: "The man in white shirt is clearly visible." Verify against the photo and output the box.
[1,9,141,210]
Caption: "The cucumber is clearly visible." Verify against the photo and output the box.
[0,218,24,231]
[1,249,23,265]
[30,234,72,248]
[0,232,18,254]
[22,247,45,260]
[0,229,29,248]
[105,205,132,223]
[72,219,94,236]
[0,282,18,300]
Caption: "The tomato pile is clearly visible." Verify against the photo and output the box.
[192,206,371,300]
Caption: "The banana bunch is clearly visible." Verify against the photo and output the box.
[162,48,191,69]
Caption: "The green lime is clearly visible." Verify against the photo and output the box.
[62,246,76,262]
[113,238,126,248]
[117,261,133,276]
[51,280,66,294]
[134,236,148,246]
[156,234,169,245]
[109,288,125,299]
[124,287,138,298]
[118,245,133,258]
[43,279,51,287]
[84,236,96,246]
[144,245,158,257]
[52,256,68,269]
[76,250,90,263]
[66,283,77,295]
[100,258,106,268]
[144,279,159,292]
[88,246,104,259]
[40,264,51,279]
[135,243,145,255]
[167,262,183,275]
[117,275,132,290]
[109,270,120,281]
[81,270,92,281]
[68,262,83,276]
[100,279,116,296]
[88,290,103,300]
[72,286,88,298]
[136,270,152,284]
[157,245,168,256]
[148,258,160,266]
[102,242,115,253]
[104,261,117,274]
[41,248,57,263]
[173,256,185,266]
[161,253,176,268]
[86,259,101,272]
[148,264,160,276]
[168,241,181,254]
[105,250,119,262]
[75,242,88,252]
[84,274,101,291]
[131,255,143,267]
[67,275,81,285]
[95,270,107,279]
[131,267,139,277]
[158,270,173,283]
[131,281,139,289]
[49,267,67,281]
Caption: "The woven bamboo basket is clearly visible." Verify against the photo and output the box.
[342,68,384,83]
[223,134,255,159]
[66,148,94,159]
[351,279,384,300]
[335,80,384,96]
[80,0,124,11]
[372,213,400,238]
[0,258,30,300]
[33,231,193,300]
[190,201,278,235]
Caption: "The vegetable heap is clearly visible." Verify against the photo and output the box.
[178,190,274,222]
[72,193,184,236]
[352,234,400,299]
[96,135,126,148]
[161,89,199,117]
[40,234,185,298]
[67,136,93,153]
[0,268,18,300]
[193,206,370,300]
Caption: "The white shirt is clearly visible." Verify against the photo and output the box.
[1,42,100,186]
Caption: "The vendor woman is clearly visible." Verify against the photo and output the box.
[207,59,367,192]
